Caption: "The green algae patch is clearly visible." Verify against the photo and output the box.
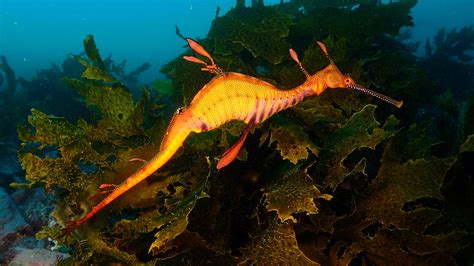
[148,191,209,255]
[264,170,331,222]
[20,153,89,193]
[319,105,399,188]
[364,154,456,233]
[66,79,144,137]
[240,217,318,265]
[209,7,292,65]
[21,109,83,148]
[79,35,116,82]
[334,227,470,266]
[460,134,474,153]
[268,120,319,164]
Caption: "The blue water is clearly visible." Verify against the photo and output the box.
[1,0,473,83]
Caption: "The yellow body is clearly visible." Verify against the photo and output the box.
[190,72,314,131]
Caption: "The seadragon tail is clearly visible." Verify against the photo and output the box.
[60,110,195,237]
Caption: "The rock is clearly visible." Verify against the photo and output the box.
[12,236,48,250]
[17,188,55,229]
[5,247,69,265]
[0,188,31,251]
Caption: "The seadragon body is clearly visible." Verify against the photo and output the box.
[62,39,402,236]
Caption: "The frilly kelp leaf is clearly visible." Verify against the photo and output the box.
[109,157,211,257]
[19,153,90,193]
[266,119,319,164]
[400,122,442,161]
[460,134,474,153]
[264,170,331,222]
[240,217,317,265]
[18,111,103,164]
[81,65,116,82]
[148,191,208,255]
[324,105,397,153]
[20,109,82,147]
[73,233,139,264]
[66,78,144,137]
[209,7,292,65]
[84,35,104,67]
[320,104,399,188]
[334,227,470,265]
[361,139,457,234]
[80,35,116,82]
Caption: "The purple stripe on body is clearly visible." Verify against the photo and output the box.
[263,99,275,121]
[299,91,304,103]
[287,95,294,107]
[276,97,282,112]
[283,96,289,109]
[246,99,259,123]
[199,120,209,131]
[271,98,279,115]
[256,99,267,123]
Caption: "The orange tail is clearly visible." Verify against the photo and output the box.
[61,111,194,237]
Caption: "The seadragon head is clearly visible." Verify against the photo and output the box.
[290,42,403,108]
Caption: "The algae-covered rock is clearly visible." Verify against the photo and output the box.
[0,188,31,249]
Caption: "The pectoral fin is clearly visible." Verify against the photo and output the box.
[217,124,253,170]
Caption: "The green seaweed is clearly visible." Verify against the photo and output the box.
[267,118,319,164]
[240,216,317,265]
[362,141,457,234]
[318,104,399,188]
[264,169,331,222]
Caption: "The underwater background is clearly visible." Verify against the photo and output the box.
[0,0,473,264]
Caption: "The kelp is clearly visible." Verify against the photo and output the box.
[266,118,319,164]
[239,216,317,265]
[264,169,331,223]
[317,105,399,188]
[14,0,474,264]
